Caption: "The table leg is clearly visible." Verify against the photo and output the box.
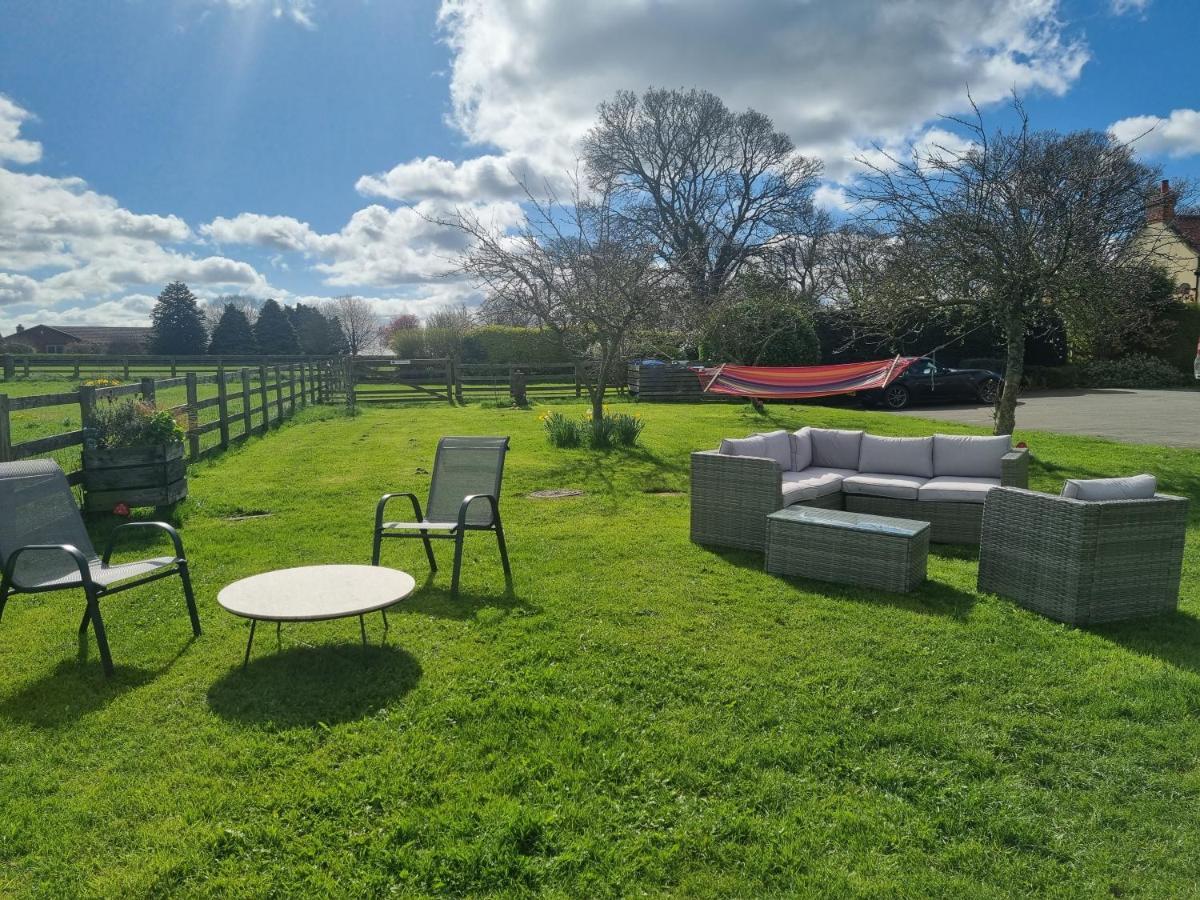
[381,608,388,630]
[359,614,367,648]
[243,619,257,669]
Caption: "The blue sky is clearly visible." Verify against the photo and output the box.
[1,0,1199,333]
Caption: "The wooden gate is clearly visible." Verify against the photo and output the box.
[349,357,454,404]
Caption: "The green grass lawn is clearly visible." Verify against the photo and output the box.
[1,399,1198,897]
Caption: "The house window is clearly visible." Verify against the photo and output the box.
[45,344,64,354]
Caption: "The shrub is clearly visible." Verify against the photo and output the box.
[1080,354,1191,389]
[1021,365,1083,391]
[542,411,583,448]
[1,340,35,354]
[470,326,570,364]
[90,399,186,449]
[542,409,644,449]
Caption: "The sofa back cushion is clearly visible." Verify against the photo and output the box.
[933,434,1011,478]
[858,434,934,478]
[754,430,793,471]
[1061,474,1157,501]
[719,435,769,461]
[790,427,813,471]
[809,428,863,470]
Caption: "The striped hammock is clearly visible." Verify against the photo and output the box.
[696,357,917,399]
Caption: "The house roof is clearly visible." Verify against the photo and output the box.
[1171,215,1200,255]
[6,324,151,344]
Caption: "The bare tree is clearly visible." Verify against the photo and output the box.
[444,175,676,426]
[204,294,261,333]
[850,98,1169,434]
[581,88,822,311]
[324,295,381,356]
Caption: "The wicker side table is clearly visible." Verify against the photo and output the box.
[765,506,930,593]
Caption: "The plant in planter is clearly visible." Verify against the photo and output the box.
[82,399,188,512]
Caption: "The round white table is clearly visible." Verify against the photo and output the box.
[218,564,416,667]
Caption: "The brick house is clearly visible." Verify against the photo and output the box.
[1,324,152,353]
[1142,180,1200,303]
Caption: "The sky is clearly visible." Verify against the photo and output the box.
[2,0,1199,334]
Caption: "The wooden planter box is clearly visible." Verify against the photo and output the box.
[82,442,187,512]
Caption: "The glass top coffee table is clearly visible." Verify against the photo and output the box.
[218,564,416,667]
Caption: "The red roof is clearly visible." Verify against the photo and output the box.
[1172,215,1200,254]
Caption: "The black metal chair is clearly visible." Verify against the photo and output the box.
[372,436,511,597]
[0,460,200,677]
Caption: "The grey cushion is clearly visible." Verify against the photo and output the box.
[933,434,1011,478]
[841,473,926,500]
[918,476,1000,504]
[719,435,769,460]
[755,430,793,471]
[858,434,934,478]
[790,427,813,471]
[809,428,863,470]
[1061,474,1157,501]
[780,466,853,503]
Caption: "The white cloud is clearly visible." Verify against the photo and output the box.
[208,0,317,29]
[355,154,533,203]
[1110,0,1150,15]
[202,213,321,253]
[434,0,1087,186]
[1109,109,1200,159]
[0,95,42,165]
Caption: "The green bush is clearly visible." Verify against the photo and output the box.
[470,326,569,364]
[1,340,35,354]
[609,412,644,446]
[90,399,186,449]
[541,411,583,448]
[1080,354,1192,389]
[542,409,644,449]
[1022,365,1083,391]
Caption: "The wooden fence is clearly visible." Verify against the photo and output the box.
[0,360,343,485]
[346,358,620,405]
[1,352,329,381]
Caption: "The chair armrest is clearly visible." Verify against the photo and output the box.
[1000,448,1029,488]
[376,492,424,531]
[457,494,499,529]
[102,521,186,566]
[2,544,93,591]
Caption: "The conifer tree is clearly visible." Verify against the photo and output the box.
[208,303,258,355]
[149,281,208,354]
[253,299,301,354]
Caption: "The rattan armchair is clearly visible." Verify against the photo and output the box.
[978,486,1189,625]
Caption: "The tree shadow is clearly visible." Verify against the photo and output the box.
[537,446,689,498]
[207,643,422,728]
[1085,611,1200,675]
[393,576,540,622]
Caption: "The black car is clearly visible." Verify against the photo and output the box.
[860,358,1002,410]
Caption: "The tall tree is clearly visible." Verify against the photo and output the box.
[287,302,339,355]
[203,294,261,333]
[324,296,380,355]
[149,281,208,355]
[253,299,301,355]
[207,304,258,355]
[449,174,675,427]
[581,87,822,309]
[850,99,1168,434]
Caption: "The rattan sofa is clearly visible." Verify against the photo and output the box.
[690,427,1029,551]
[978,484,1188,625]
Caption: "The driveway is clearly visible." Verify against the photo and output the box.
[890,388,1200,449]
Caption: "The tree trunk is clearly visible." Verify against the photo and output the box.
[994,307,1026,436]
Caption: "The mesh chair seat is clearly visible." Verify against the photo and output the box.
[380,520,460,531]
[28,556,178,590]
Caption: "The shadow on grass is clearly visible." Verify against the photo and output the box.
[699,544,977,618]
[1087,611,1200,674]
[207,643,422,727]
[396,579,539,621]
[538,446,688,497]
[0,660,157,727]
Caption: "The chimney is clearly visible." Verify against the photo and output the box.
[1147,179,1176,224]
[14,324,23,333]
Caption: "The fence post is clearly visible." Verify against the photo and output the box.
[171,357,178,378]
[23,357,29,377]
[298,362,307,408]
[185,372,200,461]
[287,364,297,415]
[258,365,270,431]
[273,366,284,423]
[575,362,583,398]
[240,368,253,437]
[510,368,527,407]
[445,359,455,405]
[140,376,156,405]
[73,359,81,379]
[79,385,97,444]
[345,357,356,409]
[121,358,130,380]
[0,395,11,462]
[2,354,13,381]
[453,362,465,404]
[217,367,230,450]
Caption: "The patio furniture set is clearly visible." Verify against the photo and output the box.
[692,427,1190,624]
[0,436,512,676]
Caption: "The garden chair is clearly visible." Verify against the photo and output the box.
[0,460,201,677]
[372,436,512,597]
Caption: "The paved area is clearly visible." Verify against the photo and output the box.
[891,388,1200,448]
